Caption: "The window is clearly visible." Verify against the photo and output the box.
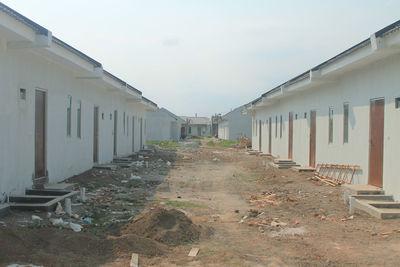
[396,97,400,109]
[275,116,277,138]
[280,115,282,138]
[304,112,307,119]
[67,96,72,136]
[343,103,349,143]
[295,114,298,120]
[77,101,81,138]
[189,127,192,134]
[127,115,129,136]
[19,88,26,100]
[329,107,334,143]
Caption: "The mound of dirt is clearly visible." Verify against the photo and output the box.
[121,208,203,246]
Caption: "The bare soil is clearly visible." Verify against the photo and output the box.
[1,141,400,266]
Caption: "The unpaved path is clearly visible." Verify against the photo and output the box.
[137,146,400,266]
[1,144,400,266]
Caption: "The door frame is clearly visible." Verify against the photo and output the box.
[368,98,385,188]
[258,120,262,152]
[113,110,118,156]
[132,116,135,152]
[34,88,48,183]
[309,110,316,167]
[288,112,293,159]
[268,117,272,154]
[93,106,99,163]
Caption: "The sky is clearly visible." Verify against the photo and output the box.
[2,0,400,117]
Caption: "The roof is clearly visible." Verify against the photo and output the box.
[221,105,246,120]
[180,116,211,125]
[160,108,185,122]
[0,2,156,107]
[246,19,400,107]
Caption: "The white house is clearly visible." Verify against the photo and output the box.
[180,116,211,137]
[0,3,157,198]
[218,105,251,140]
[244,20,400,200]
[147,107,185,142]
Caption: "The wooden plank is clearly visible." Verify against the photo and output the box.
[130,253,139,267]
[188,247,200,257]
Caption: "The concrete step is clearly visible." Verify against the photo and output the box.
[352,195,393,201]
[93,164,117,170]
[367,201,400,209]
[352,198,400,219]
[293,166,316,172]
[342,184,384,195]
[270,163,300,169]
[9,191,78,211]
[274,158,293,163]
[41,183,75,191]
[0,204,10,218]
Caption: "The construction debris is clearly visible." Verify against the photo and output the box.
[130,253,139,267]
[314,164,361,186]
[188,247,200,257]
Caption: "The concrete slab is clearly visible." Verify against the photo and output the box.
[0,204,10,218]
[353,198,400,219]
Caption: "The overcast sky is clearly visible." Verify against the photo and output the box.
[3,0,400,117]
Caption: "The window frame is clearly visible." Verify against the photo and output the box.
[77,100,81,138]
[343,103,349,143]
[67,95,72,137]
[328,106,334,143]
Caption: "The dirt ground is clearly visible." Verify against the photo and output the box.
[1,139,400,266]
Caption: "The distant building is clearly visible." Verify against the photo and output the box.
[180,115,211,137]
[147,108,185,142]
[218,106,251,140]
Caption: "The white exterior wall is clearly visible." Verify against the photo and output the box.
[147,109,182,142]
[218,121,229,140]
[219,108,252,140]
[187,124,211,136]
[0,37,150,197]
[253,53,400,200]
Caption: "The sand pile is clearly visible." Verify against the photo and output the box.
[121,208,203,246]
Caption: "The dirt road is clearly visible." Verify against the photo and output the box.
[1,143,400,266]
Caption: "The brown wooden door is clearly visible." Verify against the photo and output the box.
[132,116,135,152]
[309,110,316,167]
[268,117,272,154]
[258,120,262,152]
[113,110,118,156]
[369,99,384,187]
[288,112,293,159]
[35,90,46,178]
[93,106,99,163]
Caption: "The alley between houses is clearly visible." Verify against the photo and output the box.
[1,139,400,266]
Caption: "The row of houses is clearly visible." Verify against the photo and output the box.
[242,20,400,200]
[146,108,213,141]
[0,3,158,197]
[146,107,253,141]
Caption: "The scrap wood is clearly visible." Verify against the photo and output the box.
[130,253,139,267]
[188,247,200,257]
